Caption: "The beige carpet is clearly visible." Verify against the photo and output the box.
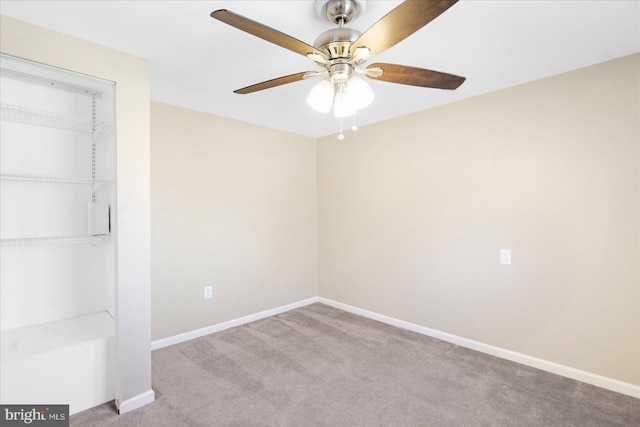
[72,303,640,426]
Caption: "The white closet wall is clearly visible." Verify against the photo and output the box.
[0,54,116,414]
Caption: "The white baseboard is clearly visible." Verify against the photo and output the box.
[116,389,155,415]
[151,297,319,351]
[149,295,639,399]
[318,297,640,399]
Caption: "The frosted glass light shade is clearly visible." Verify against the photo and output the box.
[333,90,356,118]
[306,80,334,113]
[348,76,374,110]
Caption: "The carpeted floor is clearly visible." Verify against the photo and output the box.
[71,303,640,426]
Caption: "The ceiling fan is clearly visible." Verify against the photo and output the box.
[211,0,465,137]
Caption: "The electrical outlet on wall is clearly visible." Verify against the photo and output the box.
[204,286,213,299]
[500,249,512,265]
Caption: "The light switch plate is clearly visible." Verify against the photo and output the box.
[204,286,213,299]
[500,249,511,265]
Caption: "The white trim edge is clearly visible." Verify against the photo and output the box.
[151,297,319,351]
[317,297,640,399]
[116,389,155,415]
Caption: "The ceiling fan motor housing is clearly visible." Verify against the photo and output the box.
[314,27,362,59]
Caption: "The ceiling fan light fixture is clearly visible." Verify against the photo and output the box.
[348,76,374,110]
[329,62,351,84]
[307,79,334,113]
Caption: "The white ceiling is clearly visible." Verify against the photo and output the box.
[1,1,638,138]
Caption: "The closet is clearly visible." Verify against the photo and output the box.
[0,54,116,414]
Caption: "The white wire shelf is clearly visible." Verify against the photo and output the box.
[0,173,112,185]
[0,235,110,246]
[0,103,112,136]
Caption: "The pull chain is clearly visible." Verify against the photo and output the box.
[338,117,345,140]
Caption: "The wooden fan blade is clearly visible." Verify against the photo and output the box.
[234,72,311,94]
[349,0,458,56]
[211,9,327,59]
[366,63,465,90]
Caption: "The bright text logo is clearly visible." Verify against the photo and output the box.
[1,405,68,426]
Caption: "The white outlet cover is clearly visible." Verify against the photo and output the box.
[204,286,213,299]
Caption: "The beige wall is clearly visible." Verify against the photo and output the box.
[318,54,640,385]
[0,15,154,410]
[150,102,317,340]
